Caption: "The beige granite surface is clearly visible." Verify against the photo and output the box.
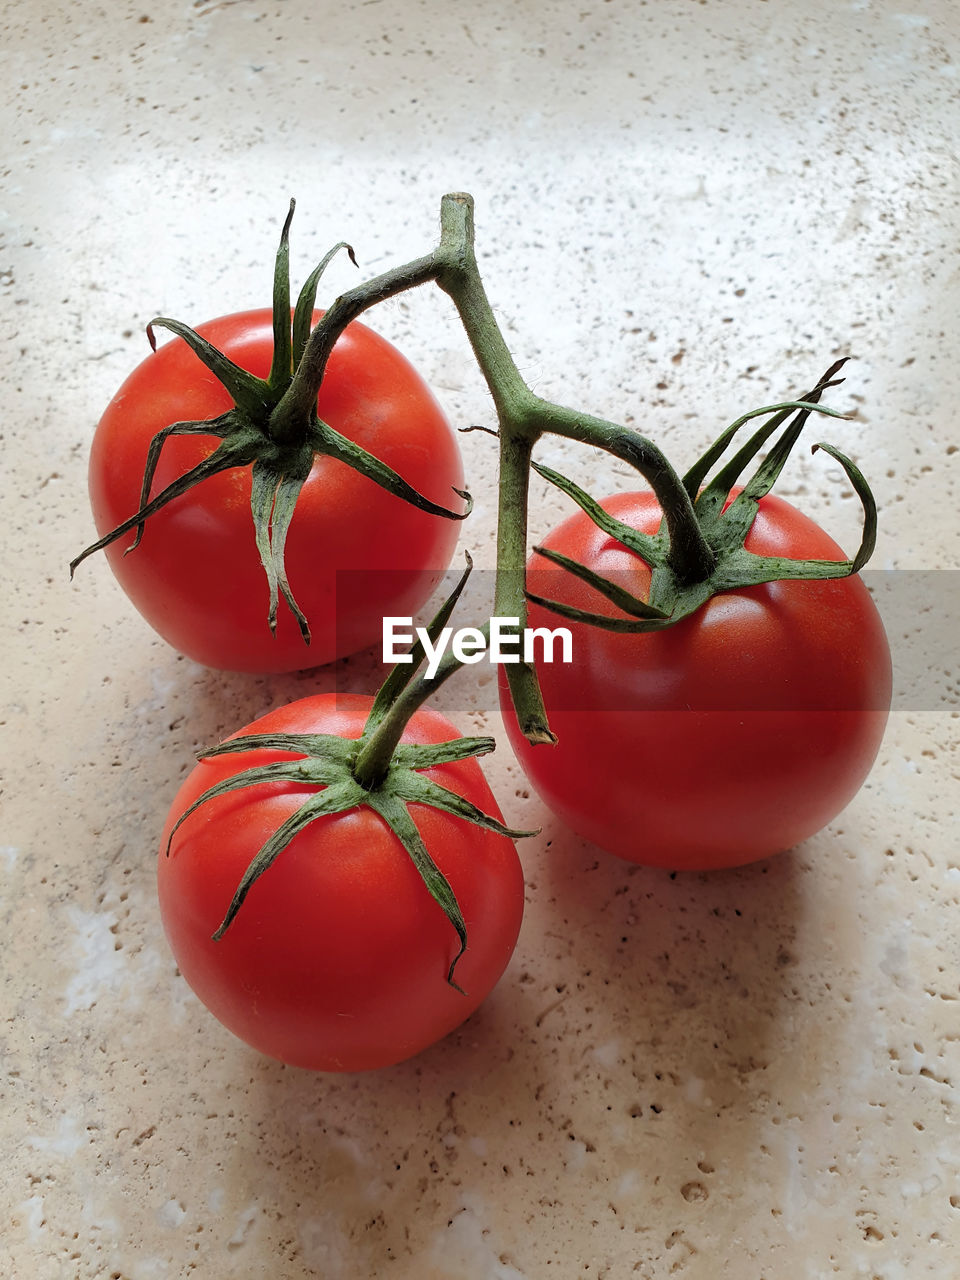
[4,0,959,1276]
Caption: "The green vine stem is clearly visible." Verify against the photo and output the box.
[432,197,872,739]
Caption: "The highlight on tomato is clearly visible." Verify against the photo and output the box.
[158,558,530,1072]
[71,202,469,673]
[501,361,893,872]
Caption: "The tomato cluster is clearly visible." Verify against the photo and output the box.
[77,202,892,1071]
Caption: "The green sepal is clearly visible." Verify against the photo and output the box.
[69,426,262,577]
[309,418,473,522]
[683,357,849,504]
[272,198,361,383]
[195,730,356,762]
[525,362,878,635]
[524,589,684,634]
[146,317,271,420]
[267,200,296,389]
[531,461,662,565]
[293,241,358,371]
[388,766,538,841]
[165,758,343,857]
[809,440,877,573]
[212,779,368,940]
[391,734,496,769]
[250,449,314,641]
[694,396,850,529]
[711,403,851,548]
[361,789,469,992]
[530,544,669,620]
[126,415,235,553]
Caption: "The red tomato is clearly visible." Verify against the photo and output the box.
[88,312,463,672]
[502,491,891,870]
[158,694,524,1071]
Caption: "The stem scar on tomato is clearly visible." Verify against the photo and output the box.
[70,200,472,646]
[163,554,535,992]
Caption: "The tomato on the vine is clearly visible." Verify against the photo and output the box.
[85,310,463,673]
[158,693,525,1072]
[501,490,892,871]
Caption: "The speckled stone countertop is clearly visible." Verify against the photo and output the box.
[4,1,959,1277]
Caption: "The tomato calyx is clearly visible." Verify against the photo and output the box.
[164,555,534,990]
[525,359,878,633]
[70,200,471,645]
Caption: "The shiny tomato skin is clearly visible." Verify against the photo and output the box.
[502,491,891,871]
[88,312,464,672]
[158,694,524,1071]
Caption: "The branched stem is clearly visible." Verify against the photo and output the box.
[269,192,855,744]
[434,194,713,738]
[435,196,539,429]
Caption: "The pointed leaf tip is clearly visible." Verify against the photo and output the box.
[282,198,296,237]
[453,486,473,518]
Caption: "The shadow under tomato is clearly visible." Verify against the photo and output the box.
[533,812,809,1056]
[522,808,815,1124]
[211,965,549,1262]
